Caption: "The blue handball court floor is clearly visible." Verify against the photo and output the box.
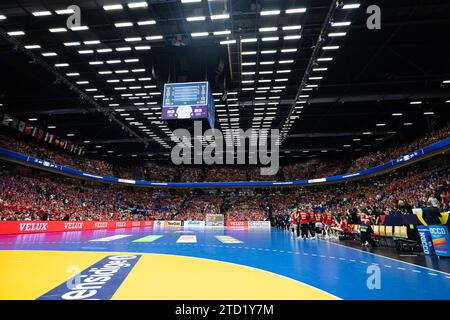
[0,226,449,300]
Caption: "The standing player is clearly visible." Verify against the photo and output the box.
[330,216,341,240]
[307,207,316,239]
[299,209,310,239]
[290,208,299,238]
[314,211,324,239]
[323,210,334,239]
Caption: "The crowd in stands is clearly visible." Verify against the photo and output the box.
[314,161,349,178]
[175,194,222,221]
[0,169,153,221]
[143,163,177,182]
[1,121,450,225]
[1,159,449,223]
[223,194,269,221]
[179,167,202,182]
[204,167,247,182]
[1,122,449,184]
[283,160,319,180]
[249,167,280,181]
[0,133,113,177]
[348,123,450,173]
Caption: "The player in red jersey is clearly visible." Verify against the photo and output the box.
[298,209,310,239]
[290,208,299,238]
[307,209,316,239]
[323,210,334,239]
[314,211,324,238]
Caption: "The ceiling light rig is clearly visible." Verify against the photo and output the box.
[0,26,151,149]
[279,1,360,147]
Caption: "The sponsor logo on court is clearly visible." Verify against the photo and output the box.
[38,255,141,300]
[216,236,243,244]
[176,235,197,243]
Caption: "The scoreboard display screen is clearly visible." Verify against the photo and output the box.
[162,81,214,127]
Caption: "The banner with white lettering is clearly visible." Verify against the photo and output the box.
[0,220,155,235]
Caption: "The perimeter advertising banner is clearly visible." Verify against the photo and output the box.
[166,220,182,227]
[417,226,435,255]
[428,225,450,257]
[184,220,206,227]
[226,221,249,228]
[226,221,271,228]
[0,220,154,235]
[248,221,271,228]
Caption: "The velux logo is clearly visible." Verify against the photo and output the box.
[19,223,48,232]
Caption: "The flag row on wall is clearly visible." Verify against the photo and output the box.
[1,113,85,156]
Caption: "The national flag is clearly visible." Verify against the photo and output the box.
[37,129,45,140]
[24,124,33,135]
[18,121,26,132]
[9,118,19,129]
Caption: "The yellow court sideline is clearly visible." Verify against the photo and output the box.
[0,250,337,300]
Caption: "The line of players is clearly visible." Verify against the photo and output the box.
[284,209,347,240]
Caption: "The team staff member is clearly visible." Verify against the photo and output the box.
[360,221,377,247]
[299,210,310,239]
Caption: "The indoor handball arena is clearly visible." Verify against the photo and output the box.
[0,0,450,308]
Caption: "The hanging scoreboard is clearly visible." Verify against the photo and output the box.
[162,81,215,128]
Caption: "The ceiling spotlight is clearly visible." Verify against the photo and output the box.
[211,14,230,20]
[103,4,123,11]
[32,11,52,16]
[260,10,281,16]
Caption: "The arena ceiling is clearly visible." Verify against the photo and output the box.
[0,0,449,163]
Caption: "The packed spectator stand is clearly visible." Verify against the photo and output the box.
[1,159,449,224]
[1,123,449,229]
[1,122,449,183]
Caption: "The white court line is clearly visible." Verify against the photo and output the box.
[323,240,450,276]
[89,235,132,242]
